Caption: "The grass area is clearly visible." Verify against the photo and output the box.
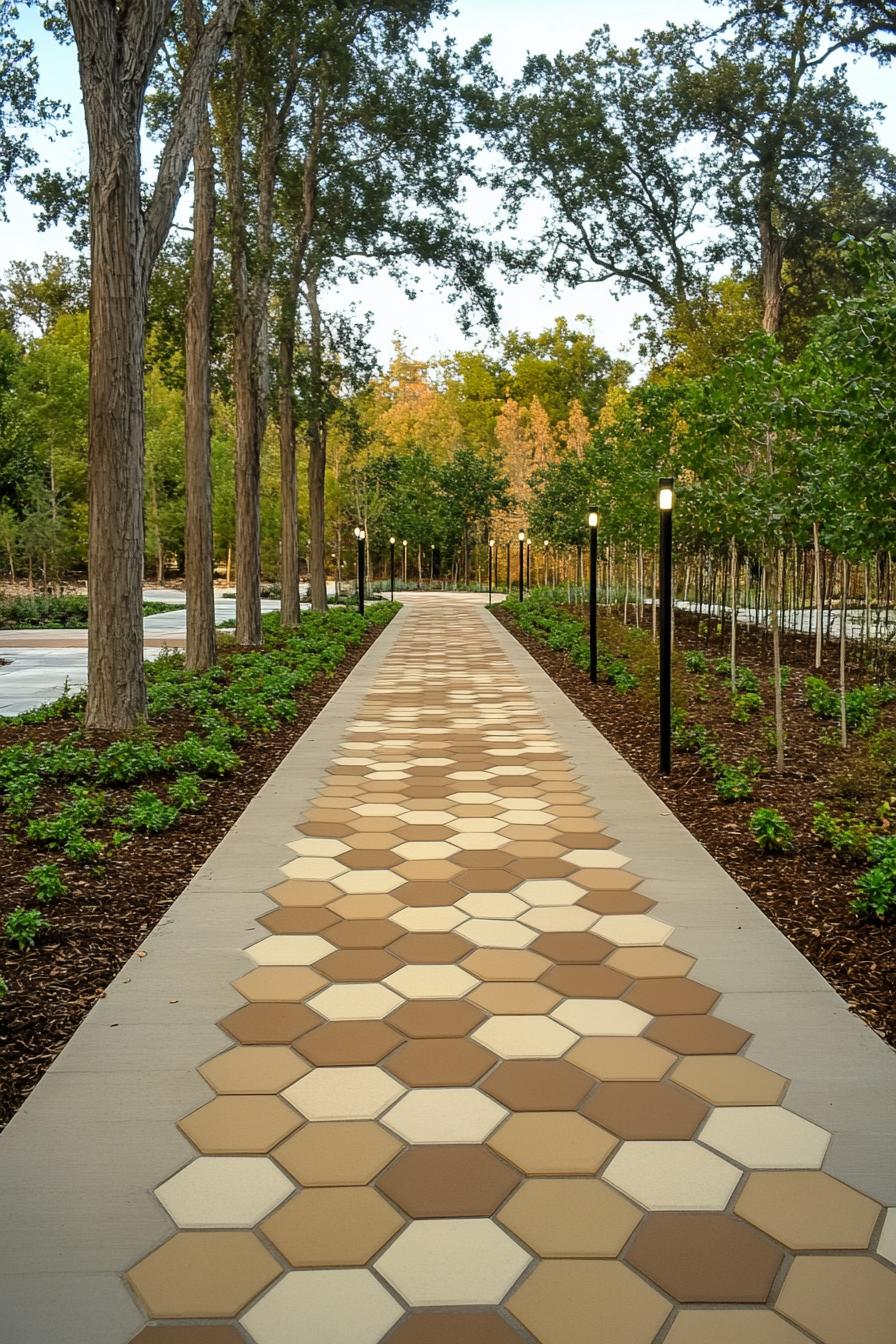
[0,595,184,628]
[0,603,398,951]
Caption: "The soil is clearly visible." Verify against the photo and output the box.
[0,622,386,1128]
[494,602,896,1047]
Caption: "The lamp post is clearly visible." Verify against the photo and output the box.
[389,537,395,602]
[354,526,366,616]
[543,539,549,586]
[402,539,407,584]
[505,541,510,593]
[525,537,531,590]
[659,478,674,773]
[588,510,598,684]
[488,538,494,605]
[430,543,435,584]
[517,530,525,601]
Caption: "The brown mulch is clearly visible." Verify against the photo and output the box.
[0,623,385,1128]
[494,604,896,1047]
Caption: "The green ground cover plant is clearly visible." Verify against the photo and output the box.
[749,807,795,853]
[0,595,182,628]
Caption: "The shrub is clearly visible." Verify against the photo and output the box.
[113,790,179,839]
[713,656,732,679]
[96,738,166,785]
[4,907,50,949]
[26,862,66,903]
[732,692,763,723]
[735,666,759,694]
[685,651,708,674]
[749,807,795,853]
[168,772,207,812]
[851,835,896,919]
[715,765,755,803]
[811,803,872,860]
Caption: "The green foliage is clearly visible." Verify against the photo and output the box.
[805,675,892,734]
[4,907,49,950]
[96,738,166,785]
[851,836,896,920]
[713,657,732,679]
[168,772,206,812]
[113,790,179,839]
[749,807,795,854]
[811,803,873,860]
[25,862,65,903]
[732,691,763,723]
[715,764,756,803]
[735,667,759,694]
[504,592,639,691]
[0,594,180,629]
[0,974,7,999]
[684,651,708,673]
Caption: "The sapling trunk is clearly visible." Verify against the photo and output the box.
[729,537,738,693]
[839,557,849,749]
[768,550,785,773]
[813,521,823,669]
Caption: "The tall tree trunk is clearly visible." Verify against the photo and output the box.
[232,314,263,643]
[278,264,301,627]
[306,271,328,612]
[813,521,823,669]
[729,536,738,693]
[759,190,784,336]
[183,9,217,673]
[769,550,785,773]
[839,557,849,749]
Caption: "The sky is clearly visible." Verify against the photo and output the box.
[2,1,894,368]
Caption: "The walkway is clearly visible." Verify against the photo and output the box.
[1,595,895,1343]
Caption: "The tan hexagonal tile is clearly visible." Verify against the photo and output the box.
[261,1186,404,1266]
[127,1231,280,1317]
[499,1177,641,1256]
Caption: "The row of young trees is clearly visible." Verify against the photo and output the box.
[0,0,894,729]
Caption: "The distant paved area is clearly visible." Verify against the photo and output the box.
[0,594,894,1343]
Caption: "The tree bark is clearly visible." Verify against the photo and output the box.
[759,190,784,336]
[306,270,328,612]
[813,520,823,669]
[769,550,786,773]
[277,261,301,627]
[729,536,738,692]
[183,1,217,672]
[839,557,849,749]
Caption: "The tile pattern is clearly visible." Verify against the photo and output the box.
[126,598,896,1341]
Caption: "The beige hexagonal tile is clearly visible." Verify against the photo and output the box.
[307,983,405,1021]
[383,1088,508,1144]
[283,1066,405,1121]
[514,879,586,907]
[384,965,479,999]
[241,1269,403,1344]
[459,919,536,949]
[155,1157,294,1228]
[247,935,336,967]
[375,1218,530,1306]
[593,915,673,945]
[507,1260,671,1344]
[551,1000,651,1036]
[488,1112,617,1175]
[281,857,348,881]
[473,1015,578,1059]
[698,1106,830,1169]
[603,1141,741,1210]
[332,870,404,894]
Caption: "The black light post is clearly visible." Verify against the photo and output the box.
[543,539,549,587]
[588,509,598,683]
[505,541,510,593]
[659,478,674,773]
[389,536,395,602]
[430,543,435,584]
[354,526,366,616]
[402,539,408,584]
[526,538,531,590]
[517,530,525,601]
[488,538,494,605]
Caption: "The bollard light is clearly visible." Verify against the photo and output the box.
[517,530,525,602]
[588,509,598,683]
[488,537,495,605]
[659,477,674,773]
[389,536,395,602]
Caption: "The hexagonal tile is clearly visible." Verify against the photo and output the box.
[384,965,479,999]
[499,1177,641,1256]
[240,1269,403,1344]
[458,892,528,919]
[663,1310,821,1343]
[258,907,339,935]
[670,1055,788,1106]
[521,906,599,932]
[735,1170,881,1249]
[531,932,612,963]
[307,984,404,1021]
[385,1037,497,1087]
[261,1186,403,1266]
[178,1096,300,1154]
[155,1157,294,1228]
[383,1088,507,1144]
[447,817,507,833]
[273,1120,401,1186]
[627,1211,783,1302]
[287,837,348,857]
[375,1218,530,1307]
[295,1021,403,1067]
[566,1037,675,1081]
[878,1207,896,1265]
[128,1231,281,1318]
[398,880,464,907]
[481,1059,593,1111]
[199,1046,308,1095]
[326,918,402,948]
[233,966,326,1002]
[390,932,472,964]
[387,1313,523,1344]
[583,1081,708,1139]
[283,1066,405,1120]
[391,906,467,931]
[562,849,630,869]
[488,1111,617,1175]
[604,946,694,977]
[593,915,672,945]
[450,833,511,851]
[129,1327,244,1343]
[698,1105,830,1168]
[377,1144,520,1218]
[313,949,401,982]
[513,879,586,907]
[603,1141,741,1210]
[775,1255,896,1344]
[624,977,720,1015]
[329,893,402,919]
[462,949,551,981]
[266,879,340,908]
[400,810,454,825]
[472,1014,577,1059]
[550,999,651,1036]
[645,1014,751,1055]
[219,1003,320,1045]
[332,869,404,894]
[539,964,632,999]
[281,857,348,881]
[468,982,561,1015]
[507,1260,671,1344]
[394,841,459,861]
[460,919,536,949]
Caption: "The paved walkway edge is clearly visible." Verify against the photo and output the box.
[0,607,412,1344]
[485,610,896,1200]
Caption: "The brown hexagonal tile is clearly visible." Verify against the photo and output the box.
[325,918,402,948]
[294,821,351,838]
[735,1171,881,1249]
[488,1112,618,1175]
[273,1119,401,1186]
[127,1231,280,1318]
[508,1259,671,1344]
[539,964,632,998]
[454,868,518,892]
[452,850,514,870]
[529,931,612,963]
[387,1313,524,1344]
[339,848,400,870]
[482,1059,594,1112]
[605,946,695,977]
[566,1037,677,1081]
[377,1144,520,1217]
[395,859,462,881]
[577,890,656,915]
[295,1020,403,1066]
[313,948,401,982]
[468,982,562,1015]
[178,1095,300,1154]
[624,977,720,1016]
[499,1177,641,1256]
[391,931,473,964]
[266,878,340,907]
[329,893,402,919]
[218,1002,321,1045]
[198,1046,308,1095]
[261,1186,403,1266]
[776,1254,896,1344]
[626,1213,783,1303]
[385,1037,497,1087]
[645,1015,751,1055]
[508,858,575,879]
[462,949,551,981]
[670,1055,788,1106]
[232,967,326,1003]
[387,999,486,1038]
[258,907,339,935]
[398,880,464,907]
[393,825,456,841]
[581,1081,709,1139]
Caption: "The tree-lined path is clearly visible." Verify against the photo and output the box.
[0,594,894,1343]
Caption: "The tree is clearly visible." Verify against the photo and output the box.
[1,253,88,334]
[0,2,65,208]
[503,317,620,424]
[64,0,242,729]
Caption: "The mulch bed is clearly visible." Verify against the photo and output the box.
[494,604,896,1048]
[0,623,385,1128]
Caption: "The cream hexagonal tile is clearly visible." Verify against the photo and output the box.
[383,1088,508,1144]
[513,879,586,908]
[449,792,501,804]
[283,1067,405,1121]
[410,756,454,766]
[449,771,493,781]
[487,766,534,776]
[375,1218,530,1307]
[331,870,404,894]
[393,842,459,861]
[286,838,349,858]
[520,907,600,932]
[458,892,528,919]
[155,1157,294,1228]
[390,907,467,932]
[281,857,348,881]
[698,1106,831,1169]
[473,1014,578,1059]
[307,983,405,1021]
[603,1140,741,1210]
[498,810,557,825]
[562,849,629,869]
[247,935,336,967]
[459,919,536,949]
[446,817,507,834]
[551,1000,652,1037]
[384,965,479,1000]
[450,833,510,851]
[878,1208,896,1265]
[367,769,410,780]
[241,1269,403,1344]
[399,810,455,825]
[592,915,673,946]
